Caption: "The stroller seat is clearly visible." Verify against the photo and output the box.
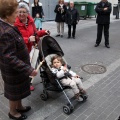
[43,53,71,91]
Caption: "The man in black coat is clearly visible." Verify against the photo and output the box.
[65,1,79,39]
[95,0,112,48]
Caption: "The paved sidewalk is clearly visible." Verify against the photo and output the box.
[0,16,120,120]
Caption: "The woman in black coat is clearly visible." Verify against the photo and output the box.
[0,0,37,119]
[65,1,79,39]
[54,0,67,37]
[31,0,44,18]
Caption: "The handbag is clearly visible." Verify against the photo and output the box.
[29,45,39,69]
[61,14,65,21]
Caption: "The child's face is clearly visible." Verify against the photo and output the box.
[52,59,62,69]
[36,14,39,18]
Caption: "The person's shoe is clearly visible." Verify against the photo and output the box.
[55,34,60,37]
[105,44,110,48]
[16,106,31,113]
[67,36,71,39]
[61,35,63,38]
[118,116,120,120]
[30,85,35,91]
[94,44,99,47]
[75,93,83,102]
[8,113,27,120]
[73,36,75,39]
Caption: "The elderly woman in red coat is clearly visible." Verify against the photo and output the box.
[14,2,49,91]
[0,0,37,119]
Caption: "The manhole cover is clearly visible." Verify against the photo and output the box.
[81,64,106,74]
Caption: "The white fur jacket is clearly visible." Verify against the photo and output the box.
[51,66,77,78]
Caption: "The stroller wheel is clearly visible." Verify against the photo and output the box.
[40,93,48,101]
[43,90,49,96]
[63,105,73,115]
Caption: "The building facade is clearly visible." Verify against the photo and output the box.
[19,0,118,21]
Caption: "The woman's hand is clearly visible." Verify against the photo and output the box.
[29,36,35,42]
[45,30,50,35]
[62,66,67,72]
[74,75,80,78]
[30,70,38,76]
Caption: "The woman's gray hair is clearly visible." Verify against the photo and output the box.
[18,2,30,13]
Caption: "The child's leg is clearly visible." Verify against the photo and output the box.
[61,78,83,101]
[61,78,79,94]
[72,77,86,94]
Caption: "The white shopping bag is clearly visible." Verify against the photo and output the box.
[29,46,39,69]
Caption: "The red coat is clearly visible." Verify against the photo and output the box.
[14,15,46,52]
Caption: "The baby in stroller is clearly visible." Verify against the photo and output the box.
[38,35,88,114]
[51,55,87,101]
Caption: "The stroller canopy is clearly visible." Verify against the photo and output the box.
[38,35,64,60]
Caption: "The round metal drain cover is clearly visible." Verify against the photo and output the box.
[81,64,106,74]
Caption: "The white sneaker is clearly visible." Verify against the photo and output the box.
[76,96,83,102]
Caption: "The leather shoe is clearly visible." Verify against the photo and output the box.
[105,45,110,48]
[16,106,31,113]
[61,35,63,38]
[67,36,71,39]
[94,44,99,47]
[55,34,60,37]
[73,36,75,39]
[8,113,27,120]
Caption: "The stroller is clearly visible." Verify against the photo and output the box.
[38,35,88,115]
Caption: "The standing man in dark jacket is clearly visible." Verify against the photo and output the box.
[94,0,112,48]
[65,1,79,39]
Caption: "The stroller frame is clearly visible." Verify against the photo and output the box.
[38,35,87,115]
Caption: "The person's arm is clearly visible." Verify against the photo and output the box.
[63,5,67,14]
[95,3,104,14]
[41,6,45,17]
[54,5,60,13]
[103,3,112,14]
[1,33,34,77]
[69,70,77,77]
[76,9,80,23]
[32,7,35,18]
[51,68,65,78]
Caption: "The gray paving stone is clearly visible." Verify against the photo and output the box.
[83,107,95,116]
[110,100,120,109]
[103,106,114,116]
[114,105,120,114]
[85,113,98,120]
[94,106,105,115]
[65,114,77,120]
[91,96,107,110]
[96,113,107,120]
[76,114,87,120]
[73,101,91,116]
[106,112,119,120]
[54,114,66,120]
[103,91,113,98]
[100,99,111,109]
